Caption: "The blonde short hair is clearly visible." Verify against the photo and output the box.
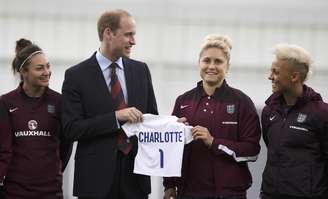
[199,34,232,63]
[273,43,313,82]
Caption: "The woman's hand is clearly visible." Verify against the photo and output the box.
[191,125,214,147]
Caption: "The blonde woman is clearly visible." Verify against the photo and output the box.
[163,34,261,199]
[261,44,328,199]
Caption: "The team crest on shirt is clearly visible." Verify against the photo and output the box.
[28,120,38,130]
[226,104,235,114]
[297,113,307,123]
[47,104,55,114]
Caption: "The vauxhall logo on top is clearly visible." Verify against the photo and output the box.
[14,119,51,137]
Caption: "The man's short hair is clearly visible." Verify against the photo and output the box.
[97,9,132,41]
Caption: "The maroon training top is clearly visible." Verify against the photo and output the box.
[164,80,261,197]
[0,84,71,199]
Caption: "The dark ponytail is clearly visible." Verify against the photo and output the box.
[11,38,42,75]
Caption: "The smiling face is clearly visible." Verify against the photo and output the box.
[268,59,294,94]
[107,15,136,60]
[21,53,51,89]
[199,47,229,87]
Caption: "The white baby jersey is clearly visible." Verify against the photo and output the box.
[122,114,193,177]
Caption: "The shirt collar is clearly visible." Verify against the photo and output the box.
[196,80,228,98]
[96,49,124,71]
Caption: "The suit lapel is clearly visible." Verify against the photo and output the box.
[87,53,113,109]
[123,58,135,107]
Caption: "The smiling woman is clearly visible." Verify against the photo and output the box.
[198,35,232,94]
[261,44,328,199]
[163,34,261,199]
[0,38,72,199]
[11,39,51,97]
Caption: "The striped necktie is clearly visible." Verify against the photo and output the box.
[110,62,132,155]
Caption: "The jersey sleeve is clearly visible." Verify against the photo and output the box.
[0,99,13,183]
[122,122,139,137]
[184,125,193,144]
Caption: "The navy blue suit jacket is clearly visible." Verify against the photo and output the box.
[61,53,158,198]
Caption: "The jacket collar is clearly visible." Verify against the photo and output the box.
[265,84,322,109]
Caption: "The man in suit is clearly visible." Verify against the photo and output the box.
[61,9,158,199]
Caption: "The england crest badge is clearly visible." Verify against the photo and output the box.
[226,104,235,114]
[47,104,55,114]
[297,113,307,123]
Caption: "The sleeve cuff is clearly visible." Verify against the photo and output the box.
[114,111,120,128]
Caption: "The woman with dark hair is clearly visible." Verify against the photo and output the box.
[0,38,72,199]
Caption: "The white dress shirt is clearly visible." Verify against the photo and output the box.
[96,49,128,103]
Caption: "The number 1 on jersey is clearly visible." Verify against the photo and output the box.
[159,149,164,168]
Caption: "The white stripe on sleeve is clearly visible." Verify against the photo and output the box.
[218,144,258,162]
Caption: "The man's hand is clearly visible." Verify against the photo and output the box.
[191,125,214,147]
[116,107,143,123]
[163,187,177,199]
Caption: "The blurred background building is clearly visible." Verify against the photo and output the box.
[0,0,327,198]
